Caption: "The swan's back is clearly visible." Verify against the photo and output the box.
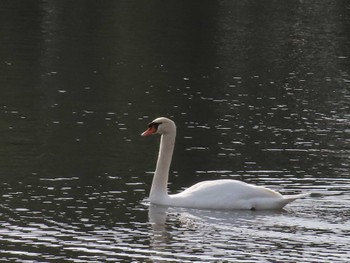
[169,179,294,210]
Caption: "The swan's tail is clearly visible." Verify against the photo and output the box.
[280,193,309,207]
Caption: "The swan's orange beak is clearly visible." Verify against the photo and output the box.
[141,126,157,136]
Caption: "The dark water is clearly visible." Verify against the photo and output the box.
[0,1,350,262]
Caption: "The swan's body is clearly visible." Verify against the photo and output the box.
[142,117,307,210]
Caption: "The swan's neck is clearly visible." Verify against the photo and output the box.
[150,132,175,204]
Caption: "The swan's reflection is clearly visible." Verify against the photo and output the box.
[149,204,283,227]
[148,203,285,260]
[148,204,169,225]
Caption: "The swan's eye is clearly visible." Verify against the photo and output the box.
[148,122,161,130]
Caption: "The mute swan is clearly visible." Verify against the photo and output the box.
[141,117,307,210]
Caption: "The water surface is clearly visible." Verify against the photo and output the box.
[0,1,349,262]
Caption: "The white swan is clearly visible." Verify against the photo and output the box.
[141,117,307,210]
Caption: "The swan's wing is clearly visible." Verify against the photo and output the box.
[169,179,285,209]
[179,179,281,198]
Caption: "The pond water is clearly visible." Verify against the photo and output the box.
[0,1,349,262]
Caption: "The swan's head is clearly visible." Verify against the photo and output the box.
[141,117,176,136]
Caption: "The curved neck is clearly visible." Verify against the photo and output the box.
[150,132,176,204]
